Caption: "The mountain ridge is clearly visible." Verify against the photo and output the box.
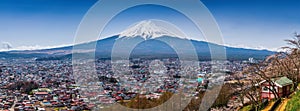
[2,35,274,61]
[1,20,275,60]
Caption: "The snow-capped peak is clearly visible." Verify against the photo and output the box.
[119,20,184,40]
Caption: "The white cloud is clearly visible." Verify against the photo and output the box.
[224,43,283,52]
[1,42,13,50]
[0,44,73,52]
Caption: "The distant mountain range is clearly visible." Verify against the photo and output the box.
[1,20,275,61]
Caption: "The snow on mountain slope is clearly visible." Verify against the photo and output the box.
[119,20,186,40]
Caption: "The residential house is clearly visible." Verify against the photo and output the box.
[258,76,293,100]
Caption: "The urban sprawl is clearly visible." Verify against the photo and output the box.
[0,58,256,111]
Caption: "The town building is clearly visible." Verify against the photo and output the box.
[258,76,293,100]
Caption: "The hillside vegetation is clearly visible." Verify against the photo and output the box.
[285,84,300,111]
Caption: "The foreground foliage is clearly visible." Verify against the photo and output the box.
[285,90,300,111]
[119,84,234,110]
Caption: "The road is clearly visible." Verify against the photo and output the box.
[9,96,17,111]
[262,101,275,111]
[276,98,289,111]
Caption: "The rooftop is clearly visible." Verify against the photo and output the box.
[275,76,293,87]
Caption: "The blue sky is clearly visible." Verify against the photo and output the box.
[0,0,300,51]
[0,0,97,50]
[202,0,300,51]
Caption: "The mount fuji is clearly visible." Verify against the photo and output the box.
[3,20,274,60]
[119,20,185,40]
